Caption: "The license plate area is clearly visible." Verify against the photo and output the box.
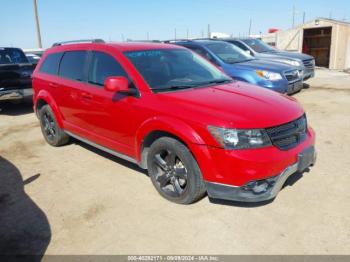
[298,146,316,172]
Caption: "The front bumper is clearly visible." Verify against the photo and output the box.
[303,69,315,81]
[0,88,33,101]
[206,146,316,202]
[257,78,303,95]
[287,80,303,95]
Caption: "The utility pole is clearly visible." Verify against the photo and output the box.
[207,24,211,38]
[147,32,149,40]
[174,28,177,40]
[303,12,306,24]
[248,18,252,36]
[186,28,189,39]
[292,5,296,28]
[33,0,42,48]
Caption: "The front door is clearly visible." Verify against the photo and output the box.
[77,50,139,157]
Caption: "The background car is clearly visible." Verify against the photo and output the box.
[0,47,35,102]
[220,38,315,81]
[25,53,41,66]
[169,40,303,94]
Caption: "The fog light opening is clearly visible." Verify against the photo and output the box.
[243,179,276,195]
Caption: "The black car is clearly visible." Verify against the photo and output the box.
[0,47,35,102]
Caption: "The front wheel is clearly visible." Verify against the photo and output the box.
[147,137,206,204]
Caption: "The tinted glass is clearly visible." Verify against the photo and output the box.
[230,41,249,51]
[205,42,254,64]
[88,51,127,86]
[241,39,276,53]
[124,49,231,91]
[39,52,63,75]
[185,46,217,64]
[0,48,28,64]
[59,51,87,81]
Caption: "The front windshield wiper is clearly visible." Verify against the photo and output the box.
[260,50,276,53]
[206,79,233,84]
[152,85,196,92]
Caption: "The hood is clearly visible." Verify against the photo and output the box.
[259,51,314,61]
[225,59,296,73]
[156,81,304,129]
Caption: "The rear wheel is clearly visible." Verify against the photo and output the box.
[147,137,206,204]
[39,105,69,146]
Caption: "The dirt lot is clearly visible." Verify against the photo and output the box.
[0,69,350,255]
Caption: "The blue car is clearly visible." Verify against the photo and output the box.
[170,40,303,94]
[220,38,315,81]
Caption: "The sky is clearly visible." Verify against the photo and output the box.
[1,0,349,49]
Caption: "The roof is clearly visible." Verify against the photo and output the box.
[170,39,227,46]
[47,41,183,53]
[315,17,350,26]
[108,42,182,51]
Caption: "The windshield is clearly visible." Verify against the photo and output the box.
[0,48,29,64]
[124,49,231,91]
[241,39,276,53]
[204,42,254,64]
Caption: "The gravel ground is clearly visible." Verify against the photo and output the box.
[0,69,349,255]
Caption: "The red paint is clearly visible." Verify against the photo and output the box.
[33,42,315,187]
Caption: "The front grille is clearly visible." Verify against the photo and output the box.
[284,70,300,82]
[266,115,307,150]
[303,59,315,69]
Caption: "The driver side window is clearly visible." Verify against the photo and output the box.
[88,51,128,87]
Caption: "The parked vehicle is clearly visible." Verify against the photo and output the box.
[25,53,41,66]
[170,40,303,94]
[33,40,316,204]
[221,38,315,81]
[0,47,35,102]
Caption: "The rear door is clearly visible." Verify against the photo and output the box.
[56,50,89,133]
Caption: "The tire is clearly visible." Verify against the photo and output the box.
[39,104,69,146]
[147,137,206,204]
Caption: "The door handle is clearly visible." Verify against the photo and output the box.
[49,82,59,88]
[81,93,93,100]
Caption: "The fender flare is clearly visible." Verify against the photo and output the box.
[35,90,64,128]
[135,116,206,162]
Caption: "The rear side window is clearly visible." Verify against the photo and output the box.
[39,52,63,75]
[59,51,88,81]
[88,51,127,86]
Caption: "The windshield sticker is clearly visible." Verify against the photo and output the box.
[126,51,162,58]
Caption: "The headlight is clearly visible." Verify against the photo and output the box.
[208,126,272,149]
[278,59,301,67]
[256,70,282,81]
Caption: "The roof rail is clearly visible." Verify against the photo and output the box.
[52,39,105,47]
[163,39,193,43]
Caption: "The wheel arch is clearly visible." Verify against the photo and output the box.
[35,90,64,128]
[136,117,206,169]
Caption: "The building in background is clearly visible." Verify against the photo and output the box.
[262,18,350,70]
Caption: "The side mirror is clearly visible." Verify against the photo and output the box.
[245,50,252,56]
[104,76,129,93]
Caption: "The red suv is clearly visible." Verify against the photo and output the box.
[33,39,316,204]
